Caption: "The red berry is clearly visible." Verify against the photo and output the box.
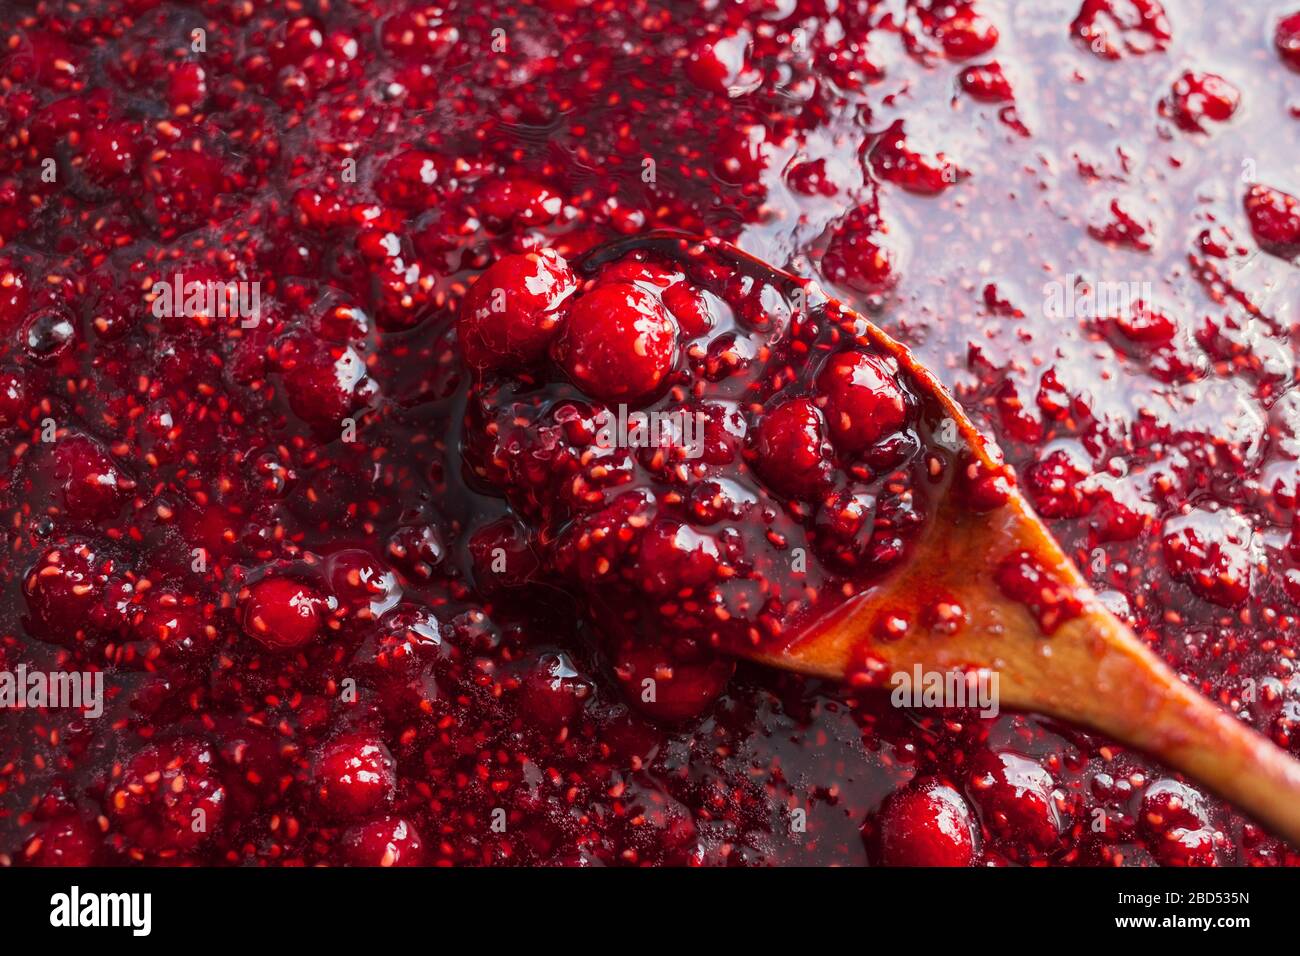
[934,13,999,60]
[312,733,397,819]
[23,539,122,641]
[1024,447,1093,519]
[612,642,734,722]
[468,517,539,590]
[868,121,963,194]
[475,177,562,231]
[816,350,909,454]
[241,576,325,650]
[459,250,576,372]
[0,368,27,426]
[712,123,772,184]
[142,147,225,234]
[635,518,721,596]
[555,282,679,401]
[326,549,400,614]
[1072,0,1171,60]
[959,61,1013,102]
[386,522,446,581]
[1244,184,1300,255]
[968,750,1064,856]
[342,816,424,867]
[0,258,29,328]
[166,62,208,114]
[25,817,99,866]
[1161,509,1253,608]
[994,550,1084,633]
[1140,780,1218,867]
[754,397,833,499]
[106,738,226,856]
[1163,71,1239,132]
[1276,12,1300,71]
[684,32,753,93]
[52,433,127,520]
[280,337,378,428]
[875,780,977,866]
[518,651,592,729]
[821,203,903,294]
[80,121,140,184]
[375,150,442,211]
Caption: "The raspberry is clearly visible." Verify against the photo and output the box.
[873,780,977,866]
[933,13,999,60]
[1072,0,1171,60]
[518,651,592,729]
[312,733,398,819]
[959,61,1013,102]
[106,738,226,857]
[635,519,722,596]
[375,150,443,211]
[554,282,679,401]
[1244,184,1300,256]
[994,551,1084,633]
[51,433,127,520]
[753,397,833,499]
[24,817,99,867]
[815,350,910,454]
[1024,447,1093,519]
[1161,509,1254,608]
[475,177,562,231]
[821,203,903,294]
[968,750,1064,857]
[241,576,326,650]
[1162,71,1240,133]
[342,816,425,867]
[868,121,963,194]
[0,368,27,426]
[459,250,576,372]
[684,32,754,93]
[611,640,734,722]
[468,517,539,590]
[1140,780,1218,867]
[23,539,123,642]
[1276,12,1300,71]
[280,337,379,429]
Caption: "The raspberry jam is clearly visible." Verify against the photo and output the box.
[1,0,1299,867]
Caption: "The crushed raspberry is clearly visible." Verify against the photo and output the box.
[1071,0,1172,60]
[1162,71,1240,132]
[994,551,1085,633]
[1244,184,1300,256]
[959,61,1014,102]
[0,0,1294,872]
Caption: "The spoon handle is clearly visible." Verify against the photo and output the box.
[775,493,1300,848]
[1019,602,1300,849]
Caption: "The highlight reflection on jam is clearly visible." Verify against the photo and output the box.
[1,0,1299,867]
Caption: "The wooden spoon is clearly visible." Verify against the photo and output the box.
[608,232,1300,848]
